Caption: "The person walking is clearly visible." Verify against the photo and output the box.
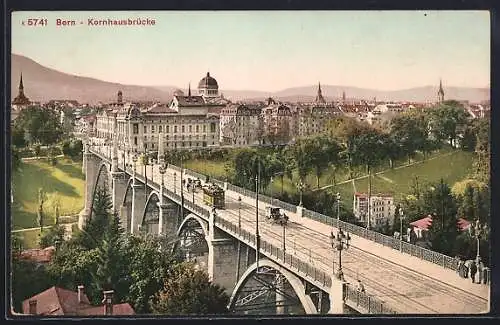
[356,279,365,293]
[478,260,484,284]
[469,260,478,284]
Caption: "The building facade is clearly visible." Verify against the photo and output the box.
[219,103,263,146]
[94,73,225,153]
[261,99,294,145]
[353,192,396,229]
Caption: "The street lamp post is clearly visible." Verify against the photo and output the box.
[336,192,341,221]
[255,160,261,270]
[238,196,242,230]
[474,219,482,265]
[297,181,304,207]
[270,177,274,206]
[399,207,404,252]
[174,172,177,194]
[330,228,351,281]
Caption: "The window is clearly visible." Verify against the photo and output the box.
[174,125,177,133]
[144,136,147,142]
[134,137,137,145]
[210,123,216,133]
[196,125,199,132]
[166,125,169,133]
[145,143,148,149]
[182,125,185,133]
[151,125,155,133]
[152,143,155,148]
[203,125,206,132]
[159,125,162,133]
[189,125,192,132]
[144,125,147,133]
[133,124,138,134]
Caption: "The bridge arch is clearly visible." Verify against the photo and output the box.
[176,214,209,238]
[228,259,317,314]
[173,213,210,267]
[140,191,160,234]
[89,162,112,219]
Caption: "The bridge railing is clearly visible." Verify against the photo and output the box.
[344,285,397,314]
[226,183,297,213]
[302,208,460,272]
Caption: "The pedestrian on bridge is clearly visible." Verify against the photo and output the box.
[356,279,365,293]
[469,260,478,283]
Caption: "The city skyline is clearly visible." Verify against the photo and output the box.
[12,11,490,92]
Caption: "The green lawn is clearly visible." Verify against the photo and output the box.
[16,229,43,249]
[184,160,228,179]
[184,148,473,211]
[12,158,85,230]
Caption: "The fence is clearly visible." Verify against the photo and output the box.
[302,207,460,272]
[344,285,397,314]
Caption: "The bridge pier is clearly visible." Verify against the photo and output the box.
[328,278,346,314]
[206,211,240,293]
[158,200,179,238]
[131,183,145,234]
[111,172,129,216]
[78,149,101,230]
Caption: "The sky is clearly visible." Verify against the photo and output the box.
[11,11,490,92]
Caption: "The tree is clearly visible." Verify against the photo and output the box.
[12,126,26,148]
[38,188,47,231]
[288,138,314,183]
[39,224,66,248]
[390,114,428,164]
[422,179,459,255]
[11,256,54,313]
[428,101,469,147]
[452,179,489,223]
[150,262,229,315]
[11,148,22,174]
[124,235,180,313]
[14,106,64,146]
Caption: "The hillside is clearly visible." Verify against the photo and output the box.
[12,54,490,104]
[11,54,174,104]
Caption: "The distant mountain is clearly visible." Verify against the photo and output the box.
[11,54,174,104]
[250,85,490,103]
[12,54,489,104]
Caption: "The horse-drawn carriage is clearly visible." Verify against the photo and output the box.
[266,207,289,226]
[187,178,203,192]
[202,183,225,209]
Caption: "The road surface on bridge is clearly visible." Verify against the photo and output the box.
[100,147,489,314]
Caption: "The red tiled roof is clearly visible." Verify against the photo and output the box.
[18,246,55,264]
[22,286,135,316]
[410,215,471,232]
[410,215,433,231]
[78,303,135,316]
[22,286,90,315]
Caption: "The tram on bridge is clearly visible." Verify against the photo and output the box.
[202,183,225,209]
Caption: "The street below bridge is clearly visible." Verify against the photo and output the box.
[95,146,489,314]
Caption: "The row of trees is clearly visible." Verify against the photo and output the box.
[12,187,229,314]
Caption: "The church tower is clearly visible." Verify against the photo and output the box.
[437,79,445,103]
[342,90,346,103]
[117,90,123,104]
[12,72,31,106]
[315,82,326,104]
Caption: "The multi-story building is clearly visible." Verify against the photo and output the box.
[261,99,294,145]
[296,83,343,138]
[353,192,396,229]
[94,72,225,152]
[219,103,263,146]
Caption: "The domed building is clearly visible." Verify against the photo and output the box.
[198,72,219,98]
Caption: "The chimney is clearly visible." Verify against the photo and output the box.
[28,300,37,314]
[77,285,85,304]
[102,290,114,316]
